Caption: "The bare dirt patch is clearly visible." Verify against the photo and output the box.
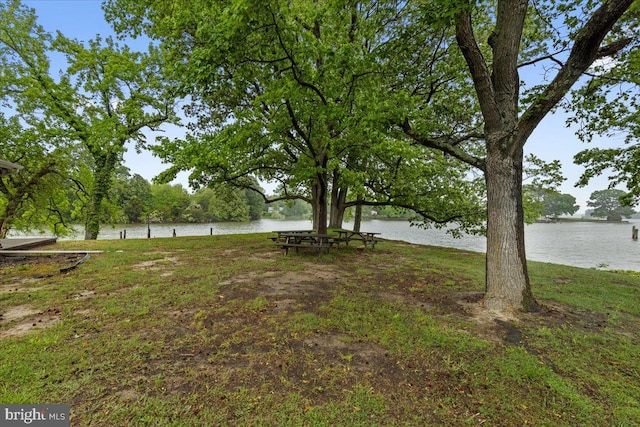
[0,306,62,339]
[71,290,97,300]
[1,305,40,322]
[247,252,279,261]
[376,291,433,311]
[454,291,617,347]
[302,333,389,372]
[522,300,611,333]
[0,278,42,295]
[131,256,181,278]
[0,254,90,339]
[220,264,342,310]
[455,291,519,344]
[133,256,180,270]
[271,298,302,312]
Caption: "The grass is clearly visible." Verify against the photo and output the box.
[1,233,639,426]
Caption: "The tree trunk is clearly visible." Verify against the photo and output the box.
[84,189,107,240]
[311,185,319,231]
[0,200,18,239]
[353,199,362,232]
[484,145,538,312]
[0,215,10,239]
[316,169,328,235]
[310,172,329,234]
[84,154,117,240]
[329,184,347,229]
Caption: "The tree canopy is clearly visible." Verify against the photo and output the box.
[105,0,487,236]
[0,114,72,237]
[542,191,580,219]
[587,189,636,221]
[0,0,179,239]
[571,2,640,205]
[0,1,75,237]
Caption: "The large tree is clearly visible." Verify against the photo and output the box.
[461,0,634,310]
[587,189,635,221]
[0,1,76,237]
[109,0,377,234]
[542,192,580,219]
[0,0,178,239]
[106,0,485,235]
[400,0,636,311]
[0,115,72,237]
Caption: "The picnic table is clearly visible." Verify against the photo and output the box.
[268,230,315,243]
[334,230,381,249]
[275,232,338,255]
[269,229,381,255]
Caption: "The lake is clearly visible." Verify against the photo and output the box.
[35,218,640,271]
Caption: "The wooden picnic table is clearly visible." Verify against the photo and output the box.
[269,229,381,254]
[275,232,338,255]
[268,230,315,243]
[334,230,381,249]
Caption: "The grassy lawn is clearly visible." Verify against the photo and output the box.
[1,234,639,426]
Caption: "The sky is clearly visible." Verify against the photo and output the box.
[22,0,628,214]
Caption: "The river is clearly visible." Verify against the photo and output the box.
[23,218,639,271]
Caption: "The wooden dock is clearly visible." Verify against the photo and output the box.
[0,238,58,251]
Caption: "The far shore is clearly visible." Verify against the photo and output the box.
[541,216,631,223]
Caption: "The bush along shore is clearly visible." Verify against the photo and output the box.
[1,234,639,426]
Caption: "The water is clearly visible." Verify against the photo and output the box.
[12,218,640,271]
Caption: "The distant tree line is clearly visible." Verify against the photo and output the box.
[105,170,265,224]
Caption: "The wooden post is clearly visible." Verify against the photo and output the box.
[633,226,638,241]
[119,231,122,240]
[173,229,177,237]
[147,215,151,238]
[210,227,213,235]
[123,229,126,239]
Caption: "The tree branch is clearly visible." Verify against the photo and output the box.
[269,9,327,105]
[596,37,632,59]
[343,197,484,224]
[228,178,311,205]
[517,0,635,148]
[518,52,566,69]
[454,3,501,133]
[284,100,314,156]
[400,118,486,171]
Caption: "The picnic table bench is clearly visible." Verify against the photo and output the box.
[334,230,381,249]
[269,229,381,255]
[268,230,315,243]
[273,232,338,255]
